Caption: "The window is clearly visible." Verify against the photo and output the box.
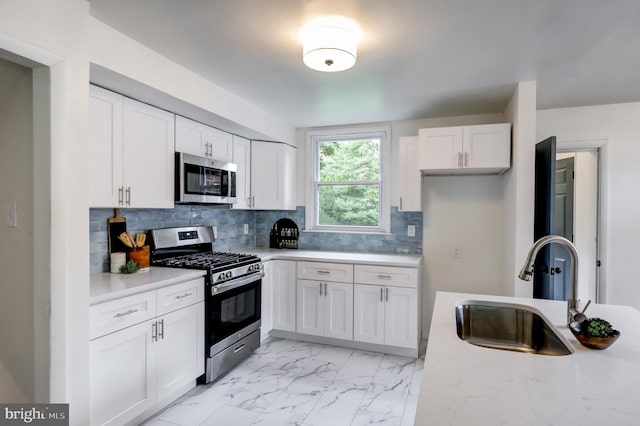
[306,127,390,233]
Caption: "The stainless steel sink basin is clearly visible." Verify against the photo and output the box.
[455,300,574,356]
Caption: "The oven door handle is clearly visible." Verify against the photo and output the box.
[211,271,264,295]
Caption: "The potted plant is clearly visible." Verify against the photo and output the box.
[570,317,620,350]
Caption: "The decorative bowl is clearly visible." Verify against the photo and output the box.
[569,321,620,350]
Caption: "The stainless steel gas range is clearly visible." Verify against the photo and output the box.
[149,226,263,383]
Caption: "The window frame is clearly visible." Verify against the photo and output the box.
[305,126,391,234]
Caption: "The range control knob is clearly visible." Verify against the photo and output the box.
[217,273,226,282]
[225,271,233,279]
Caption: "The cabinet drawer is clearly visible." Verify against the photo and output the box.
[354,265,418,288]
[90,290,156,340]
[156,278,205,316]
[297,261,353,283]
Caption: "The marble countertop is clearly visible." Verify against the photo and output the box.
[90,268,206,305]
[236,248,422,267]
[415,291,640,425]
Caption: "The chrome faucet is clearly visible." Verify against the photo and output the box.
[518,235,590,325]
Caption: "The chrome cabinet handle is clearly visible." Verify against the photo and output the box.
[457,152,463,167]
[377,275,392,280]
[385,288,389,302]
[152,321,157,342]
[114,308,138,318]
[247,197,252,208]
[380,287,383,302]
[400,197,403,210]
[319,282,323,296]
[175,292,192,299]
[464,152,469,167]
[125,187,131,206]
[324,282,327,296]
[317,270,330,275]
[158,319,164,339]
[118,187,124,205]
[252,196,255,208]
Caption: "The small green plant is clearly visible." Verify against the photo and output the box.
[119,260,140,274]
[585,317,618,337]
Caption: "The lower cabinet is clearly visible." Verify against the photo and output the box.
[353,284,418,349]
[90,278,204,426]
[271,260,297,332]
[296,279,353,340]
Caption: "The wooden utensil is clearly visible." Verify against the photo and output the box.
[118,232,135,249]
[136,233,146,248]
[108,208,128,253]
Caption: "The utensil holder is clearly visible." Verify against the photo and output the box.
[128,246,150,269]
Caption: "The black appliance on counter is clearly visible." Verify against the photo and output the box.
[149,226,263,383]
[269,218,299,249]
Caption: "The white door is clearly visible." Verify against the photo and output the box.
[90,320,156,426]
[384,287,418,349]
[89,85,124,207]
[398,136,421,211]
[324,282,353,340]
[297,279,324,337]
[463,123,510,169]
[156,302,204,403]
[353,284,385,345]
[261,261,273,340]
[418,126,463,170]
[123,98,175,208]
[232,135,252,210]
[175,115,208,157]
[272,260,297,332]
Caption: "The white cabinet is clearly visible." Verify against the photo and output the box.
[418,123,510,175]
[175,115,233,162]
[353,265,419,349]
[90,278,204,426]
[271,260,297,332]
[398,136,422,211]
[260,260,274,340]
[296,261,354,341]
[89,85,175,208]
[232,135,252,210]
[250,141,296,210]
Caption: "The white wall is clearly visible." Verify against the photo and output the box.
[0,1,90,422]
[537,102,640,310]
[0,62,33,401]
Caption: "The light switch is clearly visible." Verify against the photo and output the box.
[407,225,415,237]
[5,202,17,228]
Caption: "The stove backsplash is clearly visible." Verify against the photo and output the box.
[90,206,422,273]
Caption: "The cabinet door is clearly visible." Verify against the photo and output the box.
[90,320,156,426]
[175,115,208,157]
[89,85,124,207]
[272,260,297,332]
[324,282,353,340]
[398,136,422,211]
[261,261,273,340]
[296,279,324,337]
[463,123,510,170]
[206,127,233,162]
[353,284,385,345]
[232,135,252,209]
[156,302,204,403]
[251,141,296,210]
[123,98,175,208]
[418,126,463,170]
[384,287,418,349]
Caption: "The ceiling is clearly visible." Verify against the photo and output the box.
[89,0,640,129]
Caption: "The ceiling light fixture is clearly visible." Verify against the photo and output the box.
[299,16,363,72]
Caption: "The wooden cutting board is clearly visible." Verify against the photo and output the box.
[107,208,129,254]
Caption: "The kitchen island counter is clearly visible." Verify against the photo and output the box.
[415,291,640,425]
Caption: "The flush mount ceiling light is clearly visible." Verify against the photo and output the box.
[299,16,363,72]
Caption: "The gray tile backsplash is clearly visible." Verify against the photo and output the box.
[90,206,422,273]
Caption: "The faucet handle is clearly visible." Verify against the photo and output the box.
[573,299,592,323]
[580,299,592,315]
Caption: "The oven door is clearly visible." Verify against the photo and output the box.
[206,272,262,356]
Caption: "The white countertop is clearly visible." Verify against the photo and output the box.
[90,268,206,305]
[237,248,422,267]
[415,291,640,425]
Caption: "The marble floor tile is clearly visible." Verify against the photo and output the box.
[142,338,424,426]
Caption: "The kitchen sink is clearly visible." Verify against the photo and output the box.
[455,300,574,356]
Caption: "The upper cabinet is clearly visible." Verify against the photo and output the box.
[89,85,174,208]
[398,136,422,211]
[175,115,233,162]
[418,123,511,175]
[233,139,296,210]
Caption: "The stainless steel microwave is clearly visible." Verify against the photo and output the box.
[175,152,237,204]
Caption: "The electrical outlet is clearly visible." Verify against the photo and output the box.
[5,202,17,228]
[452,248,461,258]
[407,225,415,237]
[243,224,249,235]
